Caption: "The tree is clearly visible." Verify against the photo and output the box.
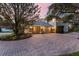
[62,14,74,23]
[0,17,2,25]
[46,3,79,23]
[0,3,40,38]
[45,15,54,21]
[46,3,79,32]
[47,3,78,16]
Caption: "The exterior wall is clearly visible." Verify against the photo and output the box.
[53,26,57,32]
[24,25,56,34]
[64,23,69,32]
[24,17,68,34]
[24,23,69,34]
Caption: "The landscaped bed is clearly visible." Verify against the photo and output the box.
[0,32,32,41]
[67,51,79,56]
[61,51,79,56]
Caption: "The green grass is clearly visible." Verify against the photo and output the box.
[69,52,79,56]
[74,26,79,32]
[62,51,79,56]
[0,32,32,41]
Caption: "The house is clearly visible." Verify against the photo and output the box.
[49,17,69,33]
[24,17,69,34]
[24,20,55,34]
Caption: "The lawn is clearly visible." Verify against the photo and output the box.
[0,32,32,41]
[74,25,79,32]
[63,51,79,56]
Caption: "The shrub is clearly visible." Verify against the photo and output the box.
[0,33,32,41]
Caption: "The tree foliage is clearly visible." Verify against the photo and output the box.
[0,3,40,37]
[47,3,78,16]
[46,3,79,24]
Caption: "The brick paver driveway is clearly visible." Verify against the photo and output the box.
[0,32,79,56]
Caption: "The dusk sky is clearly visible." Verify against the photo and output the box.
[37,3,51,18]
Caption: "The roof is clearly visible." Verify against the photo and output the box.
[56,22,65,26]
[33,20,52,26]
[33,20,65,26]
[49,22,65,26]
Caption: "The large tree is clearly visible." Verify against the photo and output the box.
[47,3,78,16]
[0,3,40,38]
[46,3,79,32]
[46,3,79,24]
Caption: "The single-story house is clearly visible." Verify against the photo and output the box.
[24,17,69,34]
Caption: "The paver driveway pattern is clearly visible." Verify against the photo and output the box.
[0,32,79,56]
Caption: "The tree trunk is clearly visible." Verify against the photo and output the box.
[13,4,20,39]
[13,24,25,39]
